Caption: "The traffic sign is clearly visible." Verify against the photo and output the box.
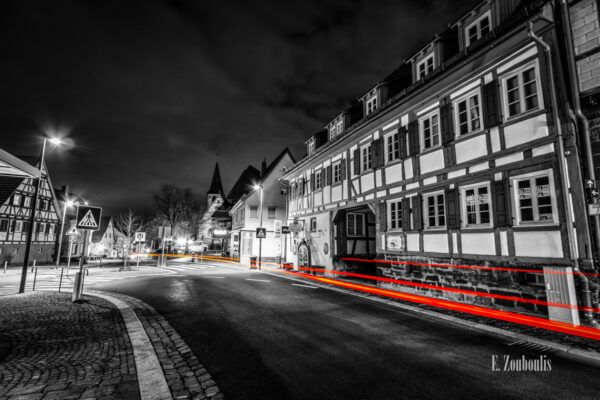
[589,203,600,216]
[281,226,290,234]
[289,223,302,233]
[76,205,102,231]
[274,220,282,239]
[135,232,146,242]
[158,226,171,238]
[256,227,266,238]
[65,225,79,237]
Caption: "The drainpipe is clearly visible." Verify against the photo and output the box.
[528,21,598,327]
[558,0,600,267]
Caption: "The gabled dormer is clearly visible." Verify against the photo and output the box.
[305,129,328,157]
[360,88,379,117]
[409,28,459,83]
[326,116,345,142]
[451,1,494,51]
[325,101,364,142]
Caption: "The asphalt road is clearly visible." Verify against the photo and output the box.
[93,261,600,400]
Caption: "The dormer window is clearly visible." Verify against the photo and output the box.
[336,120,343,136]
[465,11,491,46]
[416,54,435,80]
[329,125,336,141]
[307,137,316,156]
[366,96,377,115]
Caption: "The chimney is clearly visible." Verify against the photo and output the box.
[261,158,267,176]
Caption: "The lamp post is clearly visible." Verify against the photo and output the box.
[254,184,263,270]
[56,200,74,267]
[19,137,63,293]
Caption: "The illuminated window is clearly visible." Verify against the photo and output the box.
[454,91,482,136]
[336,120,343,136]
[347,213,365,236]
[417,54,435,80]
[461,184,491,227]
[424,193,445,228]
[366,96,377,115]
[465,11,491,46]
[12,194,22,206]
[420,112,440,150]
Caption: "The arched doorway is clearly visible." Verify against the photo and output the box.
[297,240,311,271]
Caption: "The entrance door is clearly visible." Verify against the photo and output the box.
[543,266,580,325]
[298,241,311,269]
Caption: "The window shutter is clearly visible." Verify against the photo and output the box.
[372,138,384,168]
[326,166,332,186]
[321,169,326,187]
[411,195,422,231]
[440,97,454,145]
[399,126,408,159]
[310,173,315,191]
[445,188,461,228]
[402,198,411,230]
[408,120,419,156]
[379,202,387,232]
[341,159,347,179]
[353,148,361,175]
[492,179,511,226]
[483,80,501,128]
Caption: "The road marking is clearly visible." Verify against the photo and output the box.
[246,278,271,283]
[291,283,318,289]
[201,276,225,279]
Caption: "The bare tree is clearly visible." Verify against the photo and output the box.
[115,209,146,269]
[152,184,201,239]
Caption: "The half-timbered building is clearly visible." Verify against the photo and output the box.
[281,0,600,323]
[0,157,61,265]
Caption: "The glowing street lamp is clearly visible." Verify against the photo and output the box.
[19,136,67,293]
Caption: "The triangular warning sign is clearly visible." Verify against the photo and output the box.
[66,225,79,236]
[79,210,98,228]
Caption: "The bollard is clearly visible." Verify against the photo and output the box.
[3,261,6,274]
[58,268,64,293]
[31,259,36,273]
[32,268,38,291]
[72,272,82,302]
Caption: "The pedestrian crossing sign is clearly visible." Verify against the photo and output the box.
[65,225,79,236]
[256,227,266,238]
[76,205,102,231]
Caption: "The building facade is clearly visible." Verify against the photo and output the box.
[281,0,600,323]
[0,157,60,265]
[229,149,295,265]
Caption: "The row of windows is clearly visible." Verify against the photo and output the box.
[0,219,56,235]
[11,194,53,211]
[247,206,277,219]
[292,160,346,198]
[386,171,555,232]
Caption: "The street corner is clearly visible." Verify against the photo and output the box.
[0,291,139,400]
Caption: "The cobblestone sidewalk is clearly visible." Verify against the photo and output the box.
[0,292,139,400]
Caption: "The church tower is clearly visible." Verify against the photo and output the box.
[207,162,225,208]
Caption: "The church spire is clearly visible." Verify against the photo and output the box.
[208,162,224,196]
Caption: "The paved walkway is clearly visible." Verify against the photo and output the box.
[0,292,222,400]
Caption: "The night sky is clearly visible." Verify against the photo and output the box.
[1,0,478,215]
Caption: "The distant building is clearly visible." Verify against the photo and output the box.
[229,149,295,264]
[54,185,88,261]
[198,163,231,251]
[0,155,60,265]
[88,216,121,258]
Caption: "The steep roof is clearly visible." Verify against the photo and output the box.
[91,216,112,242]
[260,148,295,182]
[207,162,226,197]
[0,177,25,207]
[226,165,260,203]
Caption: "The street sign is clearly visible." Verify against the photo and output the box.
[135,232,146,242]
[273,220,282,239]
[281,226,290,234]
[256,227,266,238]
[65,225,79,237]
[589,203,600,216]
[75,205,102,231]
[289,223,302,233]
[158,226,172,239]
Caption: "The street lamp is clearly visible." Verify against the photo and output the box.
[253,184,263,270]
[19,136,64,293]
[56,200,75,267]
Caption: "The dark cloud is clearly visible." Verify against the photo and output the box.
[0,0,477,215]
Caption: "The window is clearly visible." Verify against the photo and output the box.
[420,112,440,150]
[455,91,482,135]
[336,120,343,136]
[333,162,342,184]
[14,221,23,233]
[250,206,258,218]
[417,54,435,80]
[329,126,336,141]
[465,11,491,46]
[41,199,48,211]
[268,207,276,219]
[388,200,403,230]
[315,170,322,190]
[361,146,372,172]
[424,193,445,228]
[386,131,400,163]
[366,96,377,115]
[462,184,491,226]
[502,64,541,119]
[307,138,316,155]
[12,194,22,206]
[0,220,8,232]
[38,223,46,236]
[514,173,555,224]
[310,217,317,232]
[347,213,365,236]
[23,196,31,207]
